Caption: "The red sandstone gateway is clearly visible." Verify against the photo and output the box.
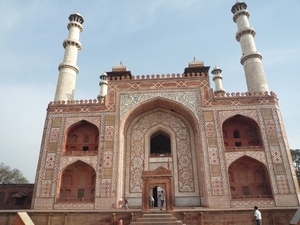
[0,1,299,225]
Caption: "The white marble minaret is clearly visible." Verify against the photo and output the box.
[97,72,108,103]
[212,66,226,94]
[54,13,84,101]
[231,2,269,93]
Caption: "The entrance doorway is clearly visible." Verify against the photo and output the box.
[149,186,165,208]
[141,166,173,211]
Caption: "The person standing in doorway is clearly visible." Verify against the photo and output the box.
[124,199,128,210]
[149,196,154,208]
[254,206,262,225]
[160,190,166,210]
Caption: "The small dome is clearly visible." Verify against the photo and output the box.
[112,61,127,72]
[188,57,204,68]
[211,65,222,75]
[74,12,82,16]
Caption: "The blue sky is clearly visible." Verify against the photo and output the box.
[0,0,299,182]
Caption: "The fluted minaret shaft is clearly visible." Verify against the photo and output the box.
[54,13,84,101]
[212,66,226,94]
[231,2,269,93]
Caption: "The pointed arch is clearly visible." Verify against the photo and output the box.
[122,97,199,135]
[150,130,171,156]
[228,156,272,199]
[118,97,202,207]
[63,120,99,156]
[143,123,179,186]
[57,160,96,202]
[121,102,201,207]
[222,114,262,150]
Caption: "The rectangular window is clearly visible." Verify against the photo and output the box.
[235,142,242,147]
[77,189,84,198]
[242,186,250,195]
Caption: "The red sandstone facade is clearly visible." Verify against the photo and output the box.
[30,59,300,210]
[0,184,33,209]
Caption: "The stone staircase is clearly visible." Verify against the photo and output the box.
[130,213,185,225]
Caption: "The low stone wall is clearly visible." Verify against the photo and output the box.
[0,208,297,225]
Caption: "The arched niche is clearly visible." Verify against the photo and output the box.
[222,114,262,150]
[228,156,272,199]
[63,120,99,156]
[150,131,171,157]
[120,97,201,207]
[0,191,5,204]
[57,160,96,202]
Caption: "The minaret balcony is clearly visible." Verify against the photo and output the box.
[240,52,262,65]
[63,38,82,50]
[235,27,256,41]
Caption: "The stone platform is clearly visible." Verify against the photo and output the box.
[0,207,298,225]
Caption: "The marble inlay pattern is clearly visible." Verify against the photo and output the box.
[120,91,199,119]
[129,110,195,192]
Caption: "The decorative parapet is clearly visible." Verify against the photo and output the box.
[213,91,277,99]
[109,72,208,81]
[48,99,102,107]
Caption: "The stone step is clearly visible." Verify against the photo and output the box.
[130,213,185,225]
[136,217,178,222]
[142,213,173,217]
[130,221,184,225]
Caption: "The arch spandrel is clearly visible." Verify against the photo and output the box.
[225,151,267,170]
[120,92,199,120]
[120,96,199,135]
[59,157,98,172]
[64,117,101,131]
[219,110,259,125]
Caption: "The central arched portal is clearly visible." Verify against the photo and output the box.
[123,103,201,208]
[141,166,173,211]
